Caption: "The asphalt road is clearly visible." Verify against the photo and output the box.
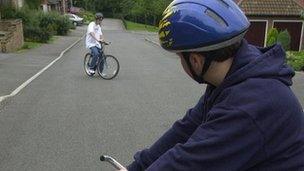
[0,19,303,171]
[0,19,203,171]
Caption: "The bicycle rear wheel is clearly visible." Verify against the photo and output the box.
[97,55,120,80]
[84,53,94,77]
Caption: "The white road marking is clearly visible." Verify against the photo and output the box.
[0,35,85,103]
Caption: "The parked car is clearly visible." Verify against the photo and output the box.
[66,13,83,26]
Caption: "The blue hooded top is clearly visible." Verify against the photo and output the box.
[128,40,304,170]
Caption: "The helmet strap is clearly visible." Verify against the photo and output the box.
[182,53,213,85]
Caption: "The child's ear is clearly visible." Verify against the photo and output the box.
[189,53,204,74]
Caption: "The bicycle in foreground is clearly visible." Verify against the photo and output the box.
[84,42,120,79]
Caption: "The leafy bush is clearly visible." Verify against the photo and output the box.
[79,11,95,23]
[266,28,279,47]
[266,28,291,51]
[2,7,73,42]
[2,6,40,26]
[24,0,41,9]
[1,7,50,42]
[24,26,50,43]
[14,8,36,26]
[39,12,58,35]
[277,30,291,51]
[286,51,304,71]
[70,23,76,29]
[39,12,72,35]
[0,5,17,19]
[54,16,71,35]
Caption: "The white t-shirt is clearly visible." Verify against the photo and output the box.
[86,22,103,49]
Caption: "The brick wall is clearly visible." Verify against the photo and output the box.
[0,19,24,53]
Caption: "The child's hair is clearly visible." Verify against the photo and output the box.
[182,41,241,62]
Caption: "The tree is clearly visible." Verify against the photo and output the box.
[150,0,168,26]
[120,0,135,19]
[71,0,173,26]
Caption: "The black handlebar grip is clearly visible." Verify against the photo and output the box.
[100,155,106,161]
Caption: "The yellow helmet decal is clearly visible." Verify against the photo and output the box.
[159,30,170,39]
[162,10,173,21]
[159,5,178,48]
[163,2,174,16]
[159,20,171,31]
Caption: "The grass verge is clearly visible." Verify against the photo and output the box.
[18,41,42,52]
[124,20,158,32]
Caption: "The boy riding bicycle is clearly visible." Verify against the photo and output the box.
[85,13,105,75]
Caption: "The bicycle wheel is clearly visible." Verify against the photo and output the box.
[97,55,120,80]
[84,53,94,77]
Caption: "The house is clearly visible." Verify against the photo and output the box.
[41,0,68,14]
[235,0,304,51]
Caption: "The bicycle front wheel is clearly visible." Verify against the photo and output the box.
[97,55,120,80]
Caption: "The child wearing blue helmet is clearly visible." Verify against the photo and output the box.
[127,0,304,170]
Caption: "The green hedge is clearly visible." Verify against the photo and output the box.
[287,51,304,71]
[1,6,73,43]
[123,20,159,32]
[56,16,72,35]
[39,12,58,35]
[0,5,16,19]
[79,11,95,24]
[24,26,50,43]
[39,12,73,36]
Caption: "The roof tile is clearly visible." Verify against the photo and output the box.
[239,0,304,16]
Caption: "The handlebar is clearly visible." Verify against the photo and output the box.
[100,155,125,170]
[99,41,111,46]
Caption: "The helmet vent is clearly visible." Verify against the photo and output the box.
[216,0,229,8]
[205,9,228,27]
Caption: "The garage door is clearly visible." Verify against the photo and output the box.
[245,21,267,47]
[273,21,303,51]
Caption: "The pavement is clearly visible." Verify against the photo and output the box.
[0,19,203,170]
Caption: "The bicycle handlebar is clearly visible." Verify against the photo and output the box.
[99,41,111,45]
[100,155,125,170]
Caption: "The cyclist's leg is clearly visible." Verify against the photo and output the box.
[96,47,105,72]
[89,46,100,70]
[94,47,103,70]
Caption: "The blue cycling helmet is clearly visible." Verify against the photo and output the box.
[159,0,250,52]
